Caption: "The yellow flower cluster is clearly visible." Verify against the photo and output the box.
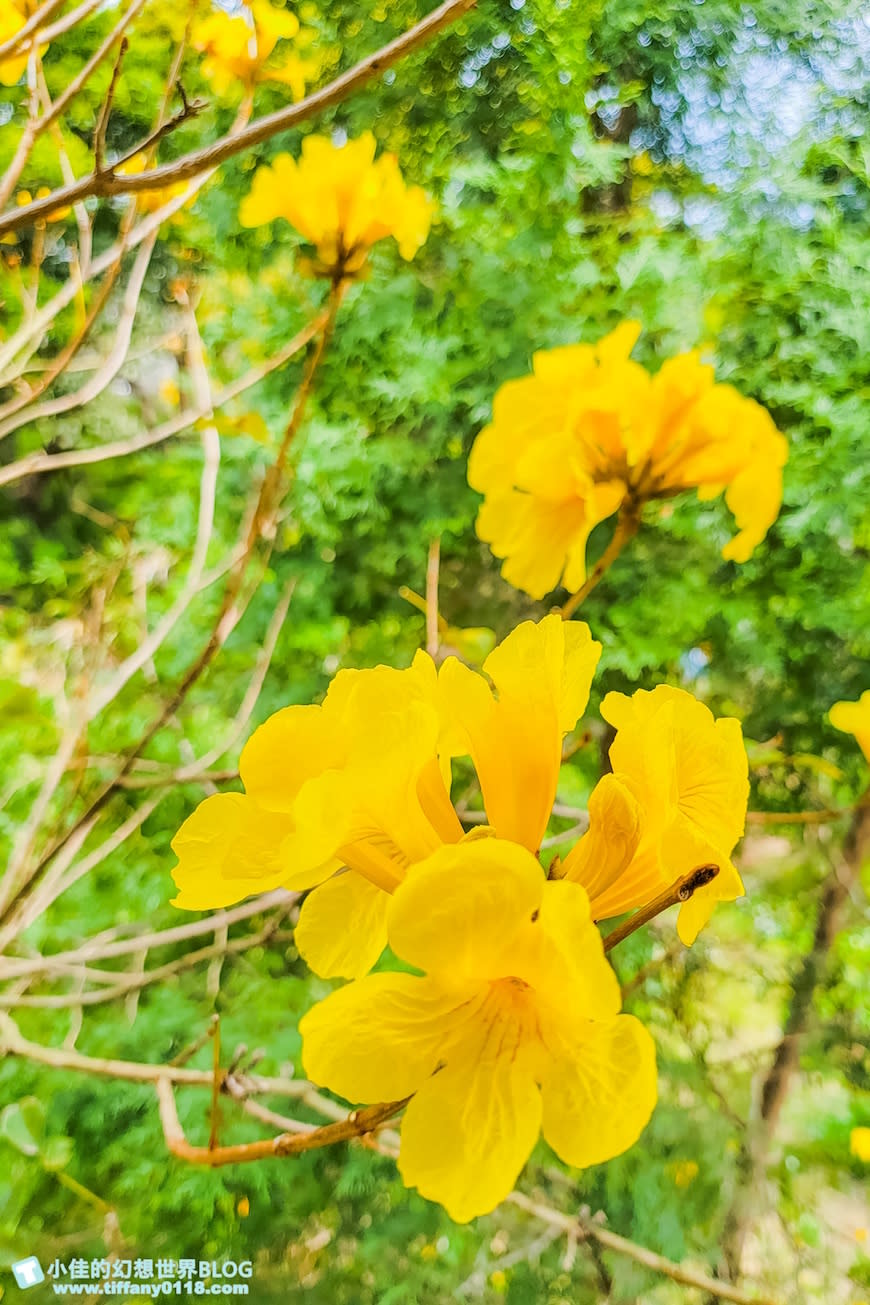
[192,0,316,100]
[239,131,434,279]
[830,691,870,764]
[0,0,45,86]
[468,322,789,599]
[171,615,749,1219]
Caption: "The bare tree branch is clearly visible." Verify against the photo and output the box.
[0,0,478,236]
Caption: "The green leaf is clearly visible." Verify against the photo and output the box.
[0,1098,46,1157]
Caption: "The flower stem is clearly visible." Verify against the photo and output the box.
[560,508,639,620]
[602,863,720,954]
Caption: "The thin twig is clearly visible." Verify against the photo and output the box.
[560,509,639,620]
[426,536,441,657]
[155,1076,407,1167]
[0,312,326,486]
[0,0,66,62]
[507,1192,781,1305]
[93,37,128,173]
[0,890,293,978]
[602,864,720,953]
[1,0,479,235]
[745,807,849,825]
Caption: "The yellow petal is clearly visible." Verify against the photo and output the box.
[475,489,590,600]
[170,792,320,910]
[830,692,870,764]
[300,973,459,1104]
[594,686,748,937]
[676,857,744,944]
[387,839,544,989]
[239,703,339,812]
[398,1051,542,1222]
[440,616,600,852]
[512,879,622,1026]
[540,1015,657,1168]
[561,773,642,903]
[850,1127,870,1163]
[295,871,389,979]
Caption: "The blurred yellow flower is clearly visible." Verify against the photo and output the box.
[192,0,316,99]
[561,685,748,944]
[0,0,46,86]
[830,691,870,764]
[851,1127,870,1162]
[239,131,434,278]
[670,1158,700,1187]
[300,839,657,1221]
[468,322,788,599]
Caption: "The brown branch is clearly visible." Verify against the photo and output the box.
[717,799,870,1282]
[93,36,128,173]
[0,0,478,236]
[109,88,206,174]
[0,309,325,486]
[0,259,120,424]
[560,508,639,620]
[155,1076,407,1168]
[31,0,146,137]
[745,807,850,826]
[507,1192,781,1305]
[0,889,292,978]
[0,913,290,1008]
[602,864,719,953]
[0,0,65,61]
[426,536,441,657]
[38,0,103,45]
[0,292,337,931]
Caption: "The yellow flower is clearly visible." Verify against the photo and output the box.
[468,322,788,599]
[115,154,192,217]
[830,691,870,764]
[171,652,452,917]
[671,1158,699,1187]
[239,131,434,278]
[851,1127,870,1163]
[0,0,47,86]
[299,839,657,1221]
[172,616,598,980]
[561,685,749,943]
[192,0,315,99]
[172,619,744,973]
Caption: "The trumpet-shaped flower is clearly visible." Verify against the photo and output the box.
[829,691,870,764]
[300,839,657,1221]
[561,685,749,943]
[239,132,434,278]
[172,615,600,980]
[192,0,315,99]
[171,653,459,949]
[0,0,47,86]
[439,615,601,853]
[468,322,788,599]
[172,618,745,968]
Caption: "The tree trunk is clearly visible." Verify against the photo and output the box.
[717,801,870,1282]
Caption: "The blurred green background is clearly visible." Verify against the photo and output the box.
[1,0,869,1300]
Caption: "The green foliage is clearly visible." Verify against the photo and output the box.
[1,0,868,1301]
